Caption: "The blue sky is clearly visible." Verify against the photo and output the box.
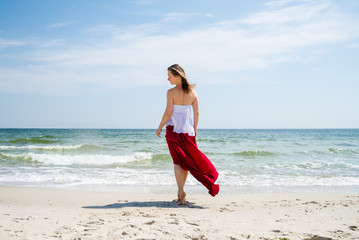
[0,0,358,128]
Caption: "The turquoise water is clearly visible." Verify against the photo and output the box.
[0,129,358,193]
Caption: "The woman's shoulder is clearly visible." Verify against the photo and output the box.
[189,88,197,99]
[167,87,178,97]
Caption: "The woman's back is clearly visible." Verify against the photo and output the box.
[167,88,197,137]
[170,87,197,106]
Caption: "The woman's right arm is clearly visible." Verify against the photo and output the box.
[156,90,173,137]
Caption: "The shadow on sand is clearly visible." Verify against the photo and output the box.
[82,200,206,209]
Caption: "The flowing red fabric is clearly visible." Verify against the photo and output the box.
[165,125,219,197]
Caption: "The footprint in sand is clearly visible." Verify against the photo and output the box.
[11,218,19,223]
[120,224,138,231]
[144,220,155,225]
[219,207,234,212]
[119,224,143,237]
[186,221,200,226]
[303,201,320,205]
[80,219,104,228]
[191,234,207,240]
[122,211,131,216]
[87,219,105,225]
[304,235,333,240]
[349,226,358,231]
[141,213,154,218]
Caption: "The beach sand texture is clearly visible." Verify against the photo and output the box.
[1,187,358,240]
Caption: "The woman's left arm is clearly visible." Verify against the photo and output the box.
[156,90,173,137]
[192,95,199,137]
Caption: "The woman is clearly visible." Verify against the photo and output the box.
[156,64,219,205]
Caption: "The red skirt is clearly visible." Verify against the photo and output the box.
[165,125,219,197]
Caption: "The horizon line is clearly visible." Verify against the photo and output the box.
[1,127,358,130]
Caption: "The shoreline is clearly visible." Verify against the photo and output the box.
[1,183,358,195]
[1,186,358,240]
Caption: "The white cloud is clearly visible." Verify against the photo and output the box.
[128,0,153,6]
[49,22,71,28]
[161,12,215,23]
[161,12,192,22]
[264,0,314,8]
[346,43,359,48]
[0,0,358,95]
[0,38,26,48]
[243,1,329,24]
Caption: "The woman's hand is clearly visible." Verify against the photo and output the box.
[156,128,162,138]
[156,90,173,138]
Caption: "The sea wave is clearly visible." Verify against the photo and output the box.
[37,135,57,139]
[263,161,359,171]
[218,172,359,187]
[8,138,59,144]
[1,169,358,190]
[231,150,277,157]
[0,152,153,166]
[152,153,172,161]
[0,168,175,187]
[0,145,82,150]
[197,138,226,143]
[328,148,359,155]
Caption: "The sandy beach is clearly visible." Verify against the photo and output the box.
[0,187,358,240]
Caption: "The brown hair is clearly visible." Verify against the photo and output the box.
[167,64,195,93]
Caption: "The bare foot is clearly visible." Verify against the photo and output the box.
[179,192,187,205]
[173,194,180,202]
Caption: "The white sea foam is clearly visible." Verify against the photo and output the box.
[0,145,82,150]
[1,152,153,165]
[0,167,176,187]
[218,171,359,187]
[1,168,359,191]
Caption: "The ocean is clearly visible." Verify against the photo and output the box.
[0,128,358,194]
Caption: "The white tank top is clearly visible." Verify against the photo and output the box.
[166,105,195,136]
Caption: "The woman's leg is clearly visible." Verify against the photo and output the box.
[174,164,187,205]
[183,169,188,187]
[174,164,185,193]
